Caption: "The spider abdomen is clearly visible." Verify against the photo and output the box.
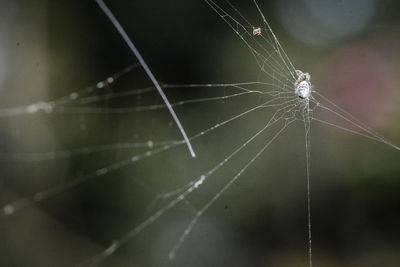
[296,80,311,99]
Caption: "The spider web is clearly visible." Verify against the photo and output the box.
[0,0,399,266]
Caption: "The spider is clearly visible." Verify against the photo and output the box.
[295,70,312,99]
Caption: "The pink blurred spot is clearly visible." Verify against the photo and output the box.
[319,43,399,129]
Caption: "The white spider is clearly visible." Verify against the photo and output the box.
[295,69,311,99]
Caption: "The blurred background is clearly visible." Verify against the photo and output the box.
[0,0,400,266]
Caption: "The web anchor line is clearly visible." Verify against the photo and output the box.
[95,0,196,158]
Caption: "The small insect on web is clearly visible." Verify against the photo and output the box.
[252,27,262,36]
